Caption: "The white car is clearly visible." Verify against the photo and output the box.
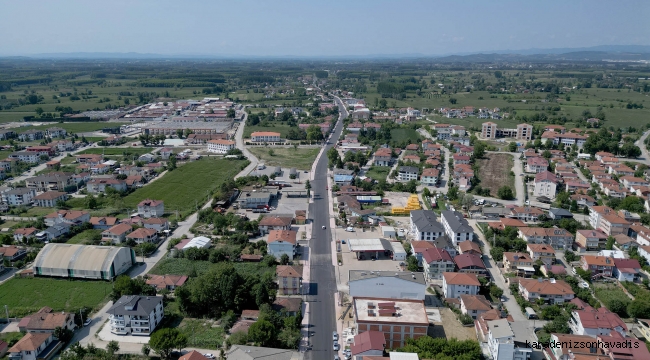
[333,343,340,351]
[345,227,354,232]
[204,354,215,359]
[578,281,589,289]
[83,318,92,327]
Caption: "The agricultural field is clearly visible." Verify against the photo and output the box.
[475,153,515,196]
[0,277,112,317]
[123,158,248,218]
[248,147,319,170]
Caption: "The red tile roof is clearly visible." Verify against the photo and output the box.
[350,331,386,356]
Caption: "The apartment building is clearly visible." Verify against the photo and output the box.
[107,295,164,336]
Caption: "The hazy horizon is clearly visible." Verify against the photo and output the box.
[1,0,648,57]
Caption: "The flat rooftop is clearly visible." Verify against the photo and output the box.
[353,297,429,325]
[347,238,391,252]
[143,121,232,132]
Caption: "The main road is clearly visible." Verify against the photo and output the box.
[305,97,347,360]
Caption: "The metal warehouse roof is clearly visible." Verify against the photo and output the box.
[34,243,131,273]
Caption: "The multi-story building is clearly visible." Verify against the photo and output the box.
[575,229,608,250]
[460,294,491,319]
[588,205,615,230]
[397,166,418,182]
[107,295,164,336]
[422,247,455,280]
[486,319,533,360]
[580,255,615,278]
[440,211,473,246]
[207,139,236,153]
[101,223,133,244]
[526,244,555,266]
[481,122,497,139]
[267,230,297,261]
[518,227,574,250]
[533,171,558,199]
[526,157,549,173]
[599,214,630,236]
[3,188,36,206]
[420,168,439,186]
[373,148,392,166]
[353,297,429,349]
[409,210,444,241]
[502,252,535,277]
[569,306,627,338]
[137,199,165,218]
[442,272,480,299]
[33,191,68,207]
[250,131,281,142]
[276,265,302,295]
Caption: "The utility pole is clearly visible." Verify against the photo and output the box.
[4,305,8,322]
[79,308,84,326]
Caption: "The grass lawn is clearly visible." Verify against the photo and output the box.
[150,258,276,278]
[17,207,55,217]
[76,147,153,156]
[123,158,248,218]
[247,147,319,170]
[66,229,102,244]
[475,153,515,196]
[0,332,24,346]
[390,128,421,143]
[177,318,225,349]
[594,284,631,311]
[0,277,112,317]
[243,123,294,138]
[364,166,391,182]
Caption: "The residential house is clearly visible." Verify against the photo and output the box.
[397,166,418,182]
[349,331,386,358]
[599,213,630,236]
[571,194,595,208]
[575,229,608,251]
[486,320,533,360]
[420,168,439,186]
[621,176,650,189]
[458,241,482,256]
[107,295,164,336]
[526,157,549,173]
[8,151,40,164]
[101,224,133,244]
[442,272,480,299]
[613,234,637,251]
[258,215,293,235]
[517,278,575,304]
[44,210,89,227]
[137,199,164,218]
[373,148,392,166]
[546,333,605,360]
[267,230,297,261]
[569,306,627,338]
[126,228,158,244]
[580,255,615,278]
[89,217,118,230]
[46,127,66,138]
[409,210,444,241]
[86,178,127,194]
[454,253,487,276]
[509,206,544,222]
[7,333,60,360]
[452,154,471,166]
[75,154,103,165]
[2,188,36,206]
[13,227,37,243]
[145,275,188,292]
[422,247,455,280]
[613,258,641,282]
[276,265,302,295]
[18,129,44,141]
[25,173,74,192]
[518,227,573,250]
[32,191,68,207]
[143,217,169,232]
[547,208,573,220]
[207,140,236,154]
[0,246,26,262]
[459,294,491,319]
[440,210,473,245]
[597,331,650,359]
[533,171,559,200]
[20,309,75,333]
[526,244,555,266]
[502,252,535,277]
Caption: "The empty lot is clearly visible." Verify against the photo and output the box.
[476,153,514,196]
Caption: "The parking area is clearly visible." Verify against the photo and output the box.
[334,226,405,291]
[249,165,311,184]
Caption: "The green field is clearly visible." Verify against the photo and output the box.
[66,229,102,245]
[248,147,319,170]
[243,123,294,138]
[390,128,422,143]
[123,158,248,217]
[177,318,226,349]
[76,147,153,156]
[0,278,112,317]
[150,258,275,278]
[364,166,391,181]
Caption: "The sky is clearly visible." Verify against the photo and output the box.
[1,0,648,57]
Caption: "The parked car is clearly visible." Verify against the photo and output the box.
[83,318,92,327]
[345,227,354,232]
[333,332,338,341]
[333,342,340,351]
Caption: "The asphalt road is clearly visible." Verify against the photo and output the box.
[305,98,346,360]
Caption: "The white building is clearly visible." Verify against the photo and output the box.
[397,166,418,182]
[267,230,297,261]
[207,139,236,154]
[487,319,533,360]
[7,333,58,360]
[250,131,281,142]
[348,270,426,300]
[107,295,164,336]
[442,272,480,299]
[3,188,36,206]
[533,171,558,200]
[441,211,473,245]
[409,210,444,241]
[137,199,165,218]
[569,307,627,338]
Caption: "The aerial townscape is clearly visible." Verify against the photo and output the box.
[1,2,650,360]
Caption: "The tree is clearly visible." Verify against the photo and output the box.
[280,254,290,265]
[473,142,486,159]
[248,320,276,346]
[605,236,615,250]
[449,98,457,105]
[489,284,503,299]
[227,108,236,118]
[107,341,120,355]
[168,154,177,171]
[149,328,188,359]
[406,256,419,271]
[35,107,44,116]
[508,142,517,152]
[447,185,459,201]
[305,180,311,198]
[53,326,73,343]
[142,344,151,356]
[497,186,514,200]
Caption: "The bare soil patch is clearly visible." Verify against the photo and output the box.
[476,153,514,196]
